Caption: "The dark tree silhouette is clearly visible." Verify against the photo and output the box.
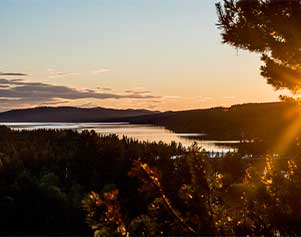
[216,0,301,93]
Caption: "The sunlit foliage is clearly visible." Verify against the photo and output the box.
[83,142,301,236]
[216,0,301,93]
[1,126,301,236]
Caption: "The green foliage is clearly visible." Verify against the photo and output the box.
[1,126,301,236]
[216,0,301,93]
[82,189,128,237]
[127,102,301,140]
[0,126,184,235]
[83,141,301,236]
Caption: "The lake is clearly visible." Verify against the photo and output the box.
[0,122,238,153]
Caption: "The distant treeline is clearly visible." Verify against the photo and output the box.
[0,106,156,122]
[125,101,301,140]
[1,127,301,236]
[1,102,300,141]
[0,127,185,235]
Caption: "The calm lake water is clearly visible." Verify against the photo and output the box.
[0,122,238,153]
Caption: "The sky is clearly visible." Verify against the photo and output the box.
[0,0,283,112]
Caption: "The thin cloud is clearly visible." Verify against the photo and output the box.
[39,100,69,106]
[0,79,158,111]
[146,104,159,109]
[102,87,112,91]
[79,102,96,108]
[97,87,112,91]
[124,86,151,95]
[163,95,182,100]
[223,96,235,99]
[0,85,9,88]
[55,72,80,76]
[0,72,28,76]
[47,69,80,78]
[195,96,213,102]
[91,68,110,74]
[125,90,151,94]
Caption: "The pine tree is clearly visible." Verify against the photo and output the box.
[216,0,301,93]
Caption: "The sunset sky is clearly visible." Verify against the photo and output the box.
[0,0,284,112]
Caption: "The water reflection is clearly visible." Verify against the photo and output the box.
[0,122,238,153]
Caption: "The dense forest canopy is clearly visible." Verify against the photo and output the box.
[0,127,185,235]
[2,1,301,236]
[126,102,301,141]
[1,127,301,236]
[216,0,301,93]
[0,106,156,122]
[2,102,301,140]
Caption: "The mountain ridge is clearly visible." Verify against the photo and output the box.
[0,106,158,122]
[1,101,299,140]
[116,101,300,139]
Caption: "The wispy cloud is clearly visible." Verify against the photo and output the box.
[195,96,213,102]
[91,68,110,74]
[47,69,80,78]
[0,79,158,111]
[125,90,151,95]
[0,85,9,88]
[0,72,29,76]
[55,72,80,77]
[46,68,110,78]
[39,100,69,106]
[223,96,235,99]
[123,87,153,98]
[102,87,112,91]
[97,87,112,91]
[78,102,96,108]
[163,95,182,100]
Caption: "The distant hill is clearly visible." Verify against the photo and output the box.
[121,102,301,140]
[1,102,299,140]
[0,106,158,122]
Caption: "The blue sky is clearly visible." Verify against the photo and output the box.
[0,0,281,111]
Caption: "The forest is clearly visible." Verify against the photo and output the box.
[125,101,301,140]
[1,102,299,140]
[2,0,301,236]
[1,126,301,236]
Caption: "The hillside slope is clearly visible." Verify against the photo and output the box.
[1,102,299,140]
[0,106,157,122]
[123,102,301,140]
